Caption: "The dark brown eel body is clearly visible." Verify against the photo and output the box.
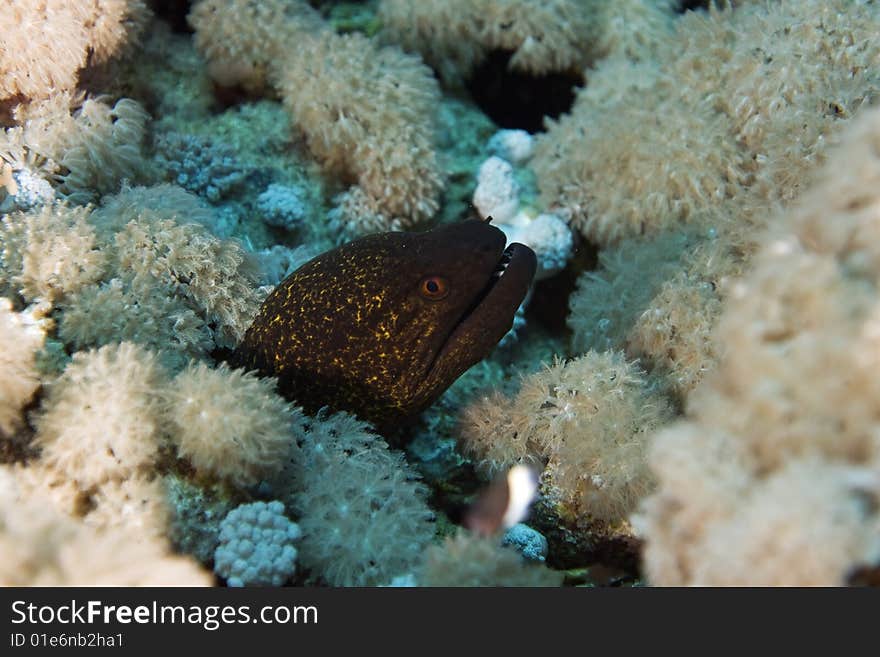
[230,220,536,432]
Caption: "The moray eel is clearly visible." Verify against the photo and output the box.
[231,219,536,431]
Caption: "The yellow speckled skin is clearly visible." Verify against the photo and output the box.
[231,220,536,431]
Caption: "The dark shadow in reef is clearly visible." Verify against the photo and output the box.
[465,50,582,134]
[526,233,597,340]
[148,0,194,33]
[676,0,713,12]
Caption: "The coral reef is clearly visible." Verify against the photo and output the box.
[379,0,595,84]
[33,189,266,368]
[190,0,443,236]
[635,106,880,586]
[3,0,880,589]
[533,0,880,247]
[34,342,168,490]
[567,229,740,398]
[1,93,152,205]
[1,202,105,304]
[0,299,45,437]
[0,466,210,586]
[460,351,673,532]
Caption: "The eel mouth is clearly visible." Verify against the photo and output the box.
[428,242,537,381]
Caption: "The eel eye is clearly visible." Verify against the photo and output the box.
[419,275,449,300]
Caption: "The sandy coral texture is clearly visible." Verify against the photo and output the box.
[635,106,880,586]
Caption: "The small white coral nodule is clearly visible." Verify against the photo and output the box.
[473,156,521,224]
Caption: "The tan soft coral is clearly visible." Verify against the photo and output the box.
[189,0,443,234]
[187,0,326,93]
[0,203,106,304]
[0,466,210,586]
[634,107,880,586]
[57,187,262,367]
[33,342,169,490]
[165,362,302,488]
[0,299,46,437]
[585,0,677,63]
[673,0,880,207]
[534,71,752,246]
[1,93,151,204]
[0,0,151,104]
[379,0,594,84]
[460,351,673,528]
[277,31,443,233]
[534,0,880,247]
[566,229,742,399]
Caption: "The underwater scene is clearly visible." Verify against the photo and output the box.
[2,0,880,587]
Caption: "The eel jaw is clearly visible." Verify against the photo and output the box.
[426,242,537,387]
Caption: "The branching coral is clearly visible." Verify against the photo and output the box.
[634,107,880,586]
[289,411,436,587]
[214,500,301,586]
[460,351,673,528]
[155,132,247,204]
[0,0,151,103]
